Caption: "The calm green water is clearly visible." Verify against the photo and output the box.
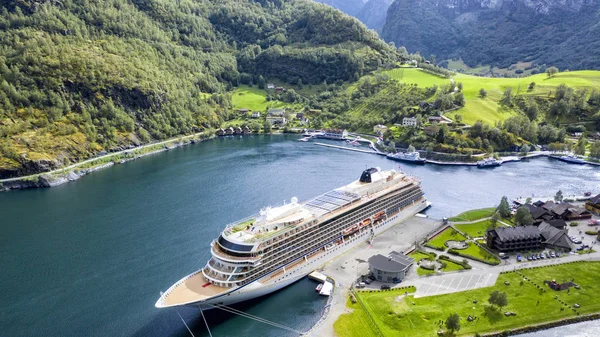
[2,135,600,337]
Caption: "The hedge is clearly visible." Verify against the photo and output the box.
[438,254,472,269]
[585,230,598,235]
[448,248,500,265]
[424,243,445,251]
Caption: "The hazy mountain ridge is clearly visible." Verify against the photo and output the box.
[357,0,394,32]
[313,0,367,16]
[382,0,600,69]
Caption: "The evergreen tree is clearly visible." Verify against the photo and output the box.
[257,75,266,90]
[555,190,564,202]
[498,196,511,218]
[515,206,533,226]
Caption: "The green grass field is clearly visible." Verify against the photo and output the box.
[231,85,290,112]
[453,71,600,125]
[455,220,493,238]
[427,227,468,249]
[335,262,600,337]
[449,208,496,222]
[383,68,451,88]
[460,242,500,264]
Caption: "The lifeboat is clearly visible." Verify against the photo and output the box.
[373,211,385,220]
[359,219,372,228]
[342,224,359,235]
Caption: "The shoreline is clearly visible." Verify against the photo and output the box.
[0,132,296,192]
[0,133,215,192]
[483,312,600,337]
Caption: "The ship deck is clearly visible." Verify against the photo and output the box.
[158,272,231,307]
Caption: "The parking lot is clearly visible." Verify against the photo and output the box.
[407,271,497,298]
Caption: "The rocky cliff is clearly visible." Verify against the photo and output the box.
[382,0,600,69]
[357,0,394,32]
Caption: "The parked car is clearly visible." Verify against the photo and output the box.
[517,255,522,262]
[363,278,372,285]
[527,255,532,261]
[550,252,556,258]
[380,285,390,290]
[585,192,592,197]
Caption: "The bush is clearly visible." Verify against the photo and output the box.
[438,254,472,269]
[569,222,579,227]
[420,264,435,270]
[585,230,598,235]
[424,243,445,251]
[448,248,500,265]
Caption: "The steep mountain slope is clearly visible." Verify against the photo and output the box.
[382,0,600,70]
[0,0,399,178]
[357,0,393,32]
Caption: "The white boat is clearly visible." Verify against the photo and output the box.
[315,283,323,292]
[156,168,428,310]
[386,151,426,165]
[477,157,502,168]
[319,281,333,296]
[298,137,311,142]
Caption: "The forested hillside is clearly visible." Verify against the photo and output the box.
[0,0,400,178]
[382,0,600,71]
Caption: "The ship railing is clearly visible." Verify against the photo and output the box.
[158,267,206,305]
[211,244,261,262]
[223,213,260,235]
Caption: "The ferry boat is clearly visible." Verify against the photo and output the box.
[386,151,426,165]
[556,155,586,165]
[477,157,502,168]
[155,168,428,310]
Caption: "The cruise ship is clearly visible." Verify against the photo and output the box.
[156,168,428,310]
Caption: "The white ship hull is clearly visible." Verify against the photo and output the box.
[188,199,430,310]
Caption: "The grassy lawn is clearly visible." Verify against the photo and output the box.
[335,262,600,337]
[333,298,379,337]
[417,266,436,276]
[460,242,500,264]
[449,208,496,222]
[455,220,492,238]
[427,227,468,250]
[382,68,451,88]
[440,259,466,272]
[231,85,291,112]
[408,251,433,262]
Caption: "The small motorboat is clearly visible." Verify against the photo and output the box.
[316,283,323,292]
